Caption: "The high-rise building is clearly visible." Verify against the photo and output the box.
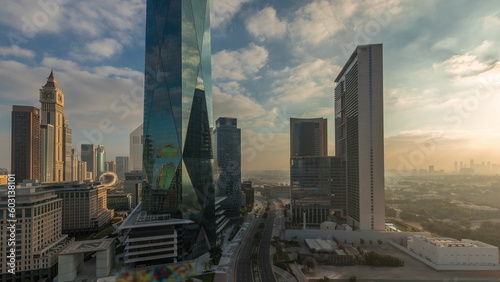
[78,161,88,181]
[39,70,67,182]
[96,145,106,178]
[0,186,72,281]
[11,105,41,183]
[122,0,215,264]
[130,124,143,171]
[241,181,254,208]
[40,124,55,182]
[71,148,79,181]
[213,117,241,217]
[124,170,142,208]
[81,144,96,180]
[334,44,385,230]
[63,116,72,181]
[115,156,129,180]
[106,160,116,173]
[290,118,328,157]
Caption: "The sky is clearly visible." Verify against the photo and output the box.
[0,0,499,173]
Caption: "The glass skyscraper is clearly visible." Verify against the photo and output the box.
[96,145,106,178]
[142,0,216,259]
[290,118,328,157]
[213,117,241,217]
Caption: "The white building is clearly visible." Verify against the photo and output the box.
[129,124,143,171]
[334,44,385,231]
[407,235,500,270]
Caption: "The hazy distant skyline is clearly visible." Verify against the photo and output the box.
[1,0,499,172]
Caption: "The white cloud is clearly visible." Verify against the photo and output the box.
[213,83,266,120]
[85,38,123,60]
[212,43,268,81]
[0,46,35,58]
[211,0,252,29]
[434,54,490,76]
[432,37,457,50]
[246,7,287,40]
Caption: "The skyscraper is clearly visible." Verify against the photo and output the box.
[130,124,143,171]
[96,145,106,178]
[40,124,55,182]
[39,70,68,182]
[290,118,328,157]
[115,156,129,180]
[141,0,215,259]
[11,106,41,183]
[63,116,72,181]
[71,148,78,181]
[81,144,96,180]
[334,44,385,231]
[213,117,241,217]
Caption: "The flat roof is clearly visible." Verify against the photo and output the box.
[60,238,115,255]
[334,43,382,82]
[118,202,193,229]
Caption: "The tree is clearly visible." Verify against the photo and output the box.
[303,257,318,274]
[377,239,383,245]
[360,238,365,245]
[209,246,223,265]
[349,275,358,282]
[369,240,373,245]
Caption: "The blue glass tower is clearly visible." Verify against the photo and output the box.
[142,0,216,259]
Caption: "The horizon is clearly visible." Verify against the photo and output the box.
[1,0,500,173]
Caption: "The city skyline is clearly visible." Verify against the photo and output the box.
[1,0,500,172]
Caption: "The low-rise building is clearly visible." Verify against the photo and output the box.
[406,235,500,270]
[107,193,132,211]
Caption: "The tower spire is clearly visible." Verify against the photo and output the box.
[44,69,58,88]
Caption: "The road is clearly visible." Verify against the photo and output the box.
[234,204,264,282]
[257,205,277,282]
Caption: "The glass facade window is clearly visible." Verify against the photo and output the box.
[142,0,216,260]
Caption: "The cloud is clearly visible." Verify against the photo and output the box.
[0,46,35,58]
[211,0,252,29]
[433,54,491,77]
[84,38,124,60]
[213,83,266,120]
[212,43,268,81]
[246,7,287,40]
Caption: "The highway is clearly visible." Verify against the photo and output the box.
[234,204,263,282]
[257,206,277,282]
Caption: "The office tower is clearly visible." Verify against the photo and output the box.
[96,145,106,178]
[291,156,346,224]
[81,144,96,180]
[130,124,143,171]
[71,148,78,181]
[106,160,116,173]
[40,124,55,182]
[124,170,142,208]
[241,181,254,207]
[63,116,72,181]
[39,70,67,182]
[11,105,41,183]
[115,156,129,180]
[0,187,71,281]
[78,161,88,181]
[136,0,215,262]
[213,117,241,217]
[334,44,385,230]
[290,118,328,157]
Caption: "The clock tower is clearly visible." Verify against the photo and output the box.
[40,70,66,182]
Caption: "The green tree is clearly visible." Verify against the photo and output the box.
[360,238,365,245]
[209,246,223,265]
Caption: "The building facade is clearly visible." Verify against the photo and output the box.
[40,124,55,182]
[106,160,116,173]
[11,105,41,183]
[241,181,254,208]
[0,186,72,282]
[71,148,79,181]
[96,145,106,178]
[116,156,129,180]
[81,144,96,180]
[334,44,385,230]
[39,70,67,182]
[63,116,72,181]
[290,118,328,157]
[406,236,500,270]
[124,170,142,208]
[140,0,216,260]
[291,156,346,224]
[213,117,241,217]
[130,124,143,171]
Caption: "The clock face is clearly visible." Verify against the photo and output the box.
[58,95,63,102]
[44,93,53,99]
